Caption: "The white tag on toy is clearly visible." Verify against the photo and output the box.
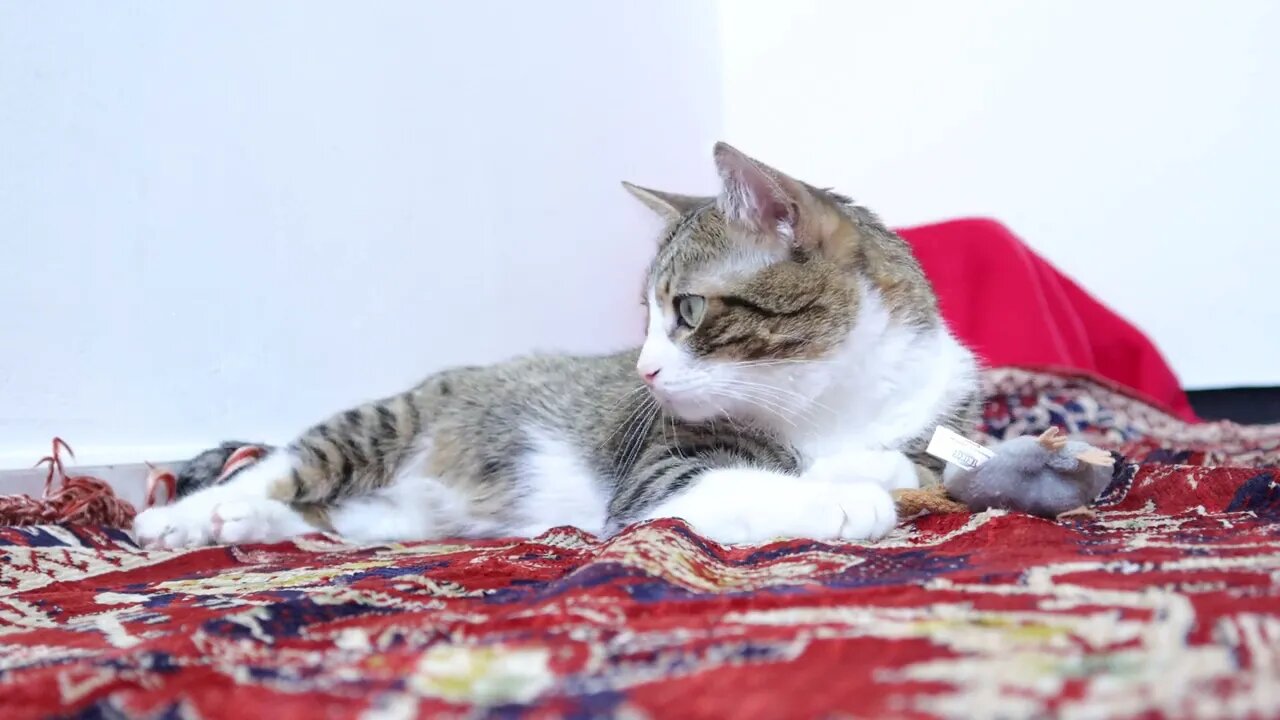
[926,426,996,470]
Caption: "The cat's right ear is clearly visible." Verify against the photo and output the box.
[621,182,708,224]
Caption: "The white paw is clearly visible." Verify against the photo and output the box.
[831,482,898,541]
[642,466,799,546]
[642,466,896,545]
[805,450,920,491]
[684,513,761,546]
[212,499,312,545]
[133,503,215,549]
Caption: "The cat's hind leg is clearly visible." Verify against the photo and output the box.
[326,473,489,544]
[134,452,316,548]
[135,389,429,548]
[208,496,318,545]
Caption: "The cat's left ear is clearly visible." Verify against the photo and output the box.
[621,182,710,224]
[713,142,839,253]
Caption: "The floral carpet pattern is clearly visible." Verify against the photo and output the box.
[2,368,1279,719]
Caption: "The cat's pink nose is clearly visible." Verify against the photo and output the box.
[641,368,661,384]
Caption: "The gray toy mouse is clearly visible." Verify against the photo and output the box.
[941,427,1115,520]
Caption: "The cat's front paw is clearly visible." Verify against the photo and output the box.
[133,503,215,549]
[642,466,817,546]
[805,450,920,491]
[688,516,760,546]
[831,482,898,541]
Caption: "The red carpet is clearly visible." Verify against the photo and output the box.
[2,368,1278,719]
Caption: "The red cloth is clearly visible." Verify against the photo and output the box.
[898,218,1198,422]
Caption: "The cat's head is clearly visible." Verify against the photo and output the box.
[625,143,934,427]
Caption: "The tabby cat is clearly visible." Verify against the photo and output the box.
[134,143,979,548]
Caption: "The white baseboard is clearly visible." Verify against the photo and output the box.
[0,444,208,511]
[0,444,209,471]
[0,462,151,510]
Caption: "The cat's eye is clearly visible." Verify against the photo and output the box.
[674,294,706,328]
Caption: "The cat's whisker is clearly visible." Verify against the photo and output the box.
[617,402,659,478]
[715,378,837,416]
[660,413,673,461]
[661,413,688,463]
[730,358,836,367]
[718,383,827,430]
[610,384,651,406]
[670,415,688,461]
[709,389,799,429]
[660,378,815,424]
[709,397,741,435]
[715,380,817,412]
[726,358,839,373]
[609,396,653,457]
[600,392,659,449]
[632,405,661,471]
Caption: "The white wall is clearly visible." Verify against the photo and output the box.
[719,0,1280,390]
[0,1,721,467]
[3,1,1276,471]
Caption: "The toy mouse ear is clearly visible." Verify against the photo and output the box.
[1075,448,1115,467]
[621,182,709,224]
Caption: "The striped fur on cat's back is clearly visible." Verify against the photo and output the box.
[134,142,979,549]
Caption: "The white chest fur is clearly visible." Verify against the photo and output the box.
[516,429,611,536]
[777,288,978,464]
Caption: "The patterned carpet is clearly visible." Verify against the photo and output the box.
[2,368,1279,719]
